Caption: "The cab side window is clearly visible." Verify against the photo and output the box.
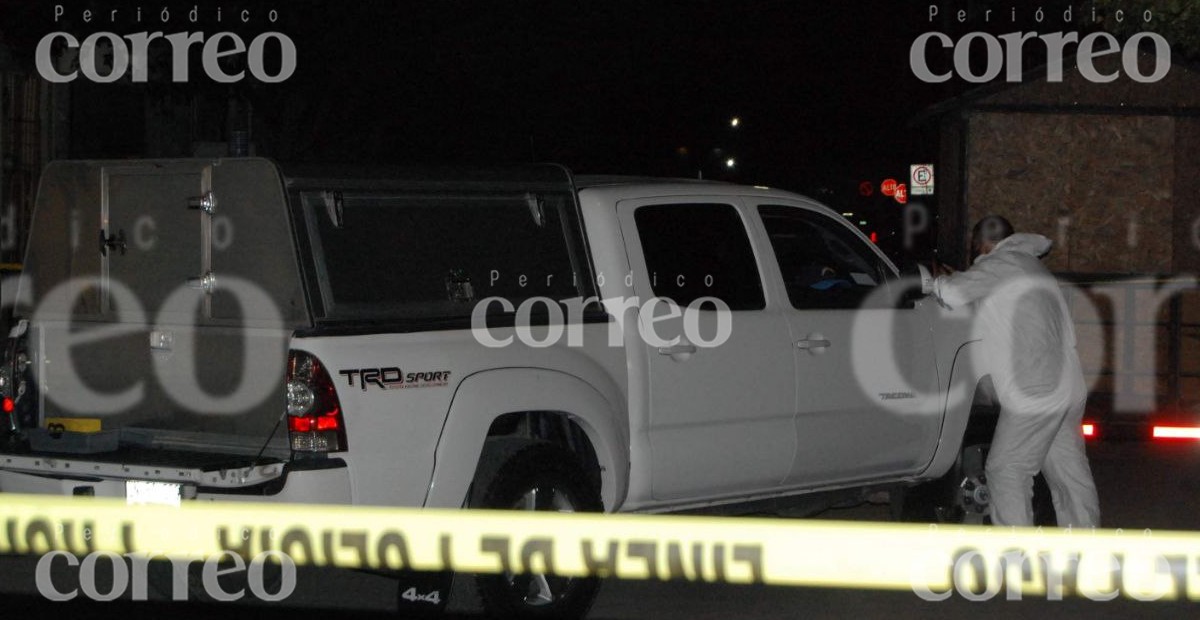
[634,204,766,311]
[758,205,891,310]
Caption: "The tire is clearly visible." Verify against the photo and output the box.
[899,442,1056,526]
[471,441,603,620]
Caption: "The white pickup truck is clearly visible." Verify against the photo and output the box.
[0,158,1029,617]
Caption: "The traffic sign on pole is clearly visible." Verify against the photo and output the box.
[910,164,934,196]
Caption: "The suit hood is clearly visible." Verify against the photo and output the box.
[990,233,1052,259]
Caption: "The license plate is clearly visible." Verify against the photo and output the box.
[126,481,182,507]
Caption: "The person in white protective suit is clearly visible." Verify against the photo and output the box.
[933,215,1100,528]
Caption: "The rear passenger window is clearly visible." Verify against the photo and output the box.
[634,204,765,311]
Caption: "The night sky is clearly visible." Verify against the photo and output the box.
[0,0,1129,217]
[272,0,953,189]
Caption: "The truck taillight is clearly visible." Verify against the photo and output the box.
[1152,426,1200,440]
[1,337,31,433]
[286,350,346,453]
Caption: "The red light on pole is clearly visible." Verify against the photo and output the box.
[869,231,878,244]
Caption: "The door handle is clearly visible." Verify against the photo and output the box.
[795,338,831,350]
[657,343,697,357]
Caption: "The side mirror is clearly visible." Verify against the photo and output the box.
[890,261,933,309]
[916,263,934,296]
[897,260,935,296]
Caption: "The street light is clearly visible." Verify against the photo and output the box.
[675,117,743,178]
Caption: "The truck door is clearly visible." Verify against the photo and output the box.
[747,201,943,485]
[617,199,796,501]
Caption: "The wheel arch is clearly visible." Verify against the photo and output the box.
[422,367,628,511]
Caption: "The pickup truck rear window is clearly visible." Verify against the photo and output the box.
[300,191,584,320]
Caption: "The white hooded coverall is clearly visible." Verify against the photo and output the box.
[934,233,1100,527]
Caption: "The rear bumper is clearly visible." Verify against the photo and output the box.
[0,459,351,504]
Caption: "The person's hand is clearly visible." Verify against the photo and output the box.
[932,259,956,277]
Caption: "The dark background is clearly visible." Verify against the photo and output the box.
[0,0,1157,257]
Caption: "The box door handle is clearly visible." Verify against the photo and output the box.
[186,272,216,294]
[99,229,127,257]
[187,191,217,214]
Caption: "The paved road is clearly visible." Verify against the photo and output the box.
[1,441,1198,618]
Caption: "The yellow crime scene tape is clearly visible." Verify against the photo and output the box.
[1,492,1199,602]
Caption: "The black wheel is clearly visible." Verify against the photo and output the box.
[899,442,1056,526]
[471,442,602,620]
